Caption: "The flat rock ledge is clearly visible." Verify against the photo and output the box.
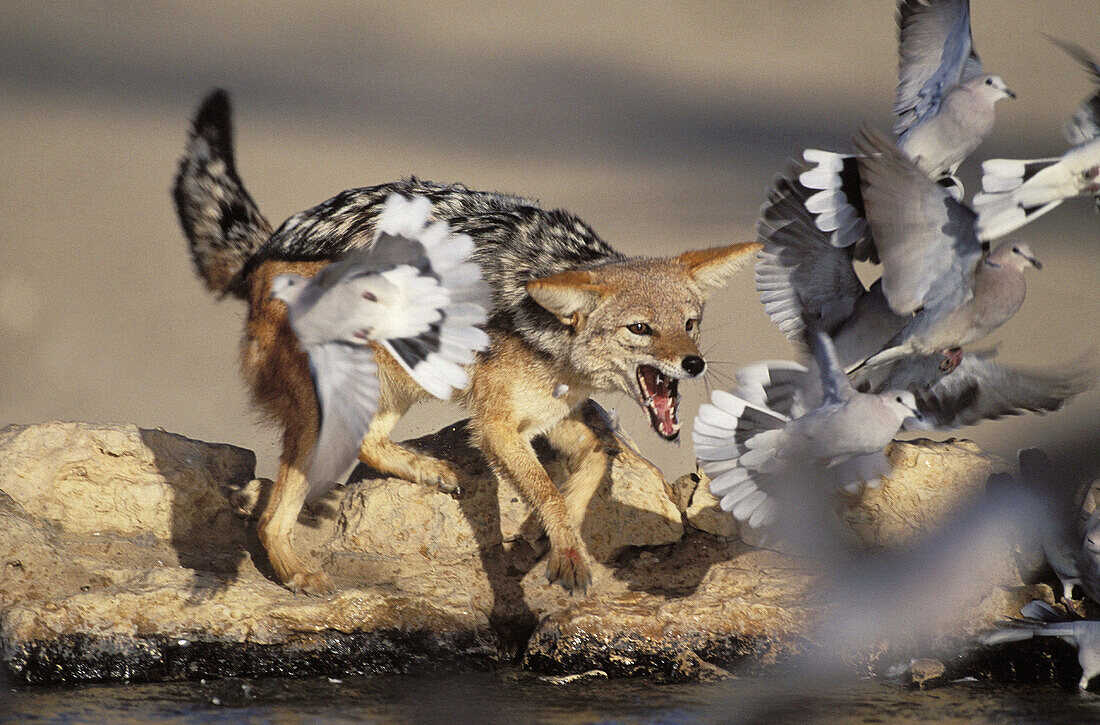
[0,415,1069,685]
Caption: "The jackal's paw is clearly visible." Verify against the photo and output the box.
[545,546,593,594]
[285,569,334,596]
[407,459,463,496]
[433,471,463,496]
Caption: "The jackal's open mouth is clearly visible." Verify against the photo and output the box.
[636,364,681,441]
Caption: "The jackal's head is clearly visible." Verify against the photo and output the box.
[527,243,759,441]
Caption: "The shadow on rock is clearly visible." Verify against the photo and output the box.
[349,420,540,656]
[139,428,257,598]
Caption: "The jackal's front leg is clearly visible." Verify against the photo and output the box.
[543,411,611,527]
[472,420,593,593]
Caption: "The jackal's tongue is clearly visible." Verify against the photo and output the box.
[637,365,680,440]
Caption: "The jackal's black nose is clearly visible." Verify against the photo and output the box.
[682,355,706,377]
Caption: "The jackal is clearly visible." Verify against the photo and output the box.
[173,89,758,594]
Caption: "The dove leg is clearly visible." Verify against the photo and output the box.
[543,411,611,526]
[939,347,964,373]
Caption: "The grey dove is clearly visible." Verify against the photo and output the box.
[754,155,1091,430]
[270,193,489,498]
[848,128,1042,375]
[692,325,921,532]
[975,36,1100,240]
[800,0,1014,252]
[981,600,1100,691]
[1012,447,1100,607]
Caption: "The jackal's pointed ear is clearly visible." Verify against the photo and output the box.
[677,242,762,298]
[526,270,610,329]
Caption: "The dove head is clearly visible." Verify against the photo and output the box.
[270,274,312,307]
[968,73,1016,102]
[989,240,1042,272]
[884,390,922,424]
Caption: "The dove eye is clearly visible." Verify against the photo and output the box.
[1012,246,1020,254]
[984,78,993,86]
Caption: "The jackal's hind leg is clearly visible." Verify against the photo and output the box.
[357,408,463,494]
[258,454,333,595]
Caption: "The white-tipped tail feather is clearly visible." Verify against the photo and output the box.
[976,140,1100,239]
[692,388,789,531]
[273,192,490,495]
[799,149,868,250]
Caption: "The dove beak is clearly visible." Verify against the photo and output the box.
[1005,88,1017,100]
[1028,255,1042,270]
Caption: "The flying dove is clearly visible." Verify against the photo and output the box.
[1008,447,1100,608]
[800,0,1014,253]
[847,128,1041,374]
[981,599,1100,691]
[270,193,490,498]
[975,36,1100,239]
[755,156,1091,430]
[692,325,921,532]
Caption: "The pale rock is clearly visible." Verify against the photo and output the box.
[685,475,738,539]
[336,403,683,566]
[0,422,254,538]
[0,420,1060,685]
[841,439,1010,546]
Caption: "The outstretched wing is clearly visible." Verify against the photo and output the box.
[883,352,1094,430]
[693,390,793,531]
[368,195,490,399]
[855,127,983,316]
[755,160,866,341]
[1047,35,1100,145]
[894,0,979,139]
[304,342,381,498]
[280,193,490,495]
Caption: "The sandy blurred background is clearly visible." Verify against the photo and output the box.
[2,1,1097,484]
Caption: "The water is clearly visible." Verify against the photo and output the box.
[5,671,1100,724]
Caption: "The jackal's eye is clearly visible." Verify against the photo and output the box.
[626,322,653,336]
[685,318,699,332]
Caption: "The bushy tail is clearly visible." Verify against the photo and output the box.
[172,89,272,299]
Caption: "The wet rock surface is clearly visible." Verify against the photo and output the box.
[0,418,1077,685]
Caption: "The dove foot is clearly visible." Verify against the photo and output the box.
[939,348,963,373]
[545,545,592,595]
